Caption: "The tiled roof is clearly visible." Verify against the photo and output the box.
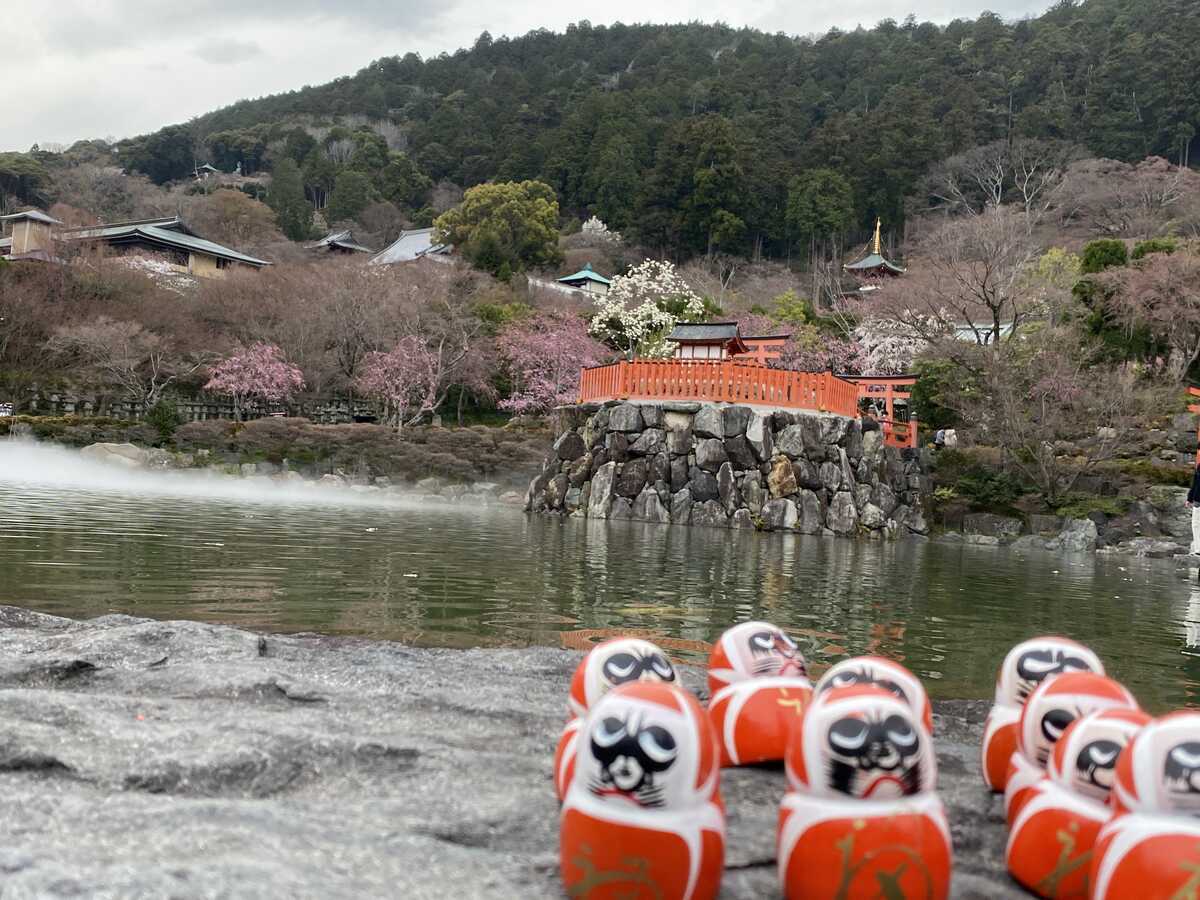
[308,230,373,253]
[844,252,906,275]
[0,209,62,225]
[666,322,741,342]
[369,228,450,265]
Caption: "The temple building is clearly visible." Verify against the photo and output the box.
[666,322,792,364]
[557,263,611,296]
[369,227,451,265]
[844,218,906,279]
[307,230,373,255]
[0,209,270,277]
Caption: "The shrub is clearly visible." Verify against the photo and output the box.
[1054,495,1130,520]
[174,419,237,451]
[1131,238,1178,260]
[146,399,183,442]
[1080,239,1128,275]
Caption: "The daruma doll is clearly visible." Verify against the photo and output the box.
[707,622,812,766]
[1091,711,1200,899]
[554,637,678,800]
[811,655,933,735]
[1004,672,1138,826]
[1005,707,1149,898]
[778,684,951,900]
[982,637,1104,792]
[560,682,724,900]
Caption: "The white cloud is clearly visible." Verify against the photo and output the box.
[2,0,1053,150]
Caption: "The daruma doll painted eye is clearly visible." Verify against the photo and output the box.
[560,682,725,900]
[1005,672,1138,825]
[707,621,807,695]
[1089,712,1200,900]
[812,656,933,736]
[1006,708,1149,898]
[786,684,937,799]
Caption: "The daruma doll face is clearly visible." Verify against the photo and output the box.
[708,621,807,688]
[1114,711,1200,816]
[574,682,717,812]
[1017,672,1138,769]
[994,636,1103,709]
[569,637,677,718]
[787,685,937,799]
[1047,707,1150,803]
[813,656,932,735]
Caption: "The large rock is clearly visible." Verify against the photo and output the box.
[666,426,693,456]
[628,428,665,457]
[860,503,887,530]
[827,491,859,535]
[819,461,842,493]
[670,457,690,493]
[691,500,729,528]
[649,452,671,487]
[724,435,758,470]
[722,406,752,437]
[767,456,798,498]
[0,608,1021,899]
[544,474,569,510]
[640,406,665,428]
[745,412,773,463]
[80,442,149,469]
[633,487,670,524]
[604,431,629,463]
[797,489,825,534]
[861,429,884,467]
[870,483,898,517]
[761,498,798,531]
[553,431,586,461]
[671,488,693,524]
[614,459,649,498]
[587,462,616,518]
[774,425,807,460]
[792,459,822,491]
[717,463,741,515]
[695,438,729,472]
[963,513,1023,540]
[1058,518,1099,553]
[740,474,765,515]
[610,497,634,519]
[820,416,851,446]
[689,467,720,502]
[608,403,644,433]
[692,405,725,439]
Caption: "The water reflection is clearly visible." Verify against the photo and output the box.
[2,473,1200,710]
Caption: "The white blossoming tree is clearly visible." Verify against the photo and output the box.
[580,216,622,245]
[852,316,941,375]
[589,260,706,359]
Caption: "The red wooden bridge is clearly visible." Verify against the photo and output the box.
[578,360,919,448]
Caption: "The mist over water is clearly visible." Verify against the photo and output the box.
[2,438,1199,709]
[0,440,436,511]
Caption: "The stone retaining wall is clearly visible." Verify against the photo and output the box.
[526,401,931,536]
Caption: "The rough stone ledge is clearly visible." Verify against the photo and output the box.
[0,606,1018,898]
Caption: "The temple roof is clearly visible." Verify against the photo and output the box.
[0,209,62,225]
[667,322,740,342]
[558,262,611,285]
[844,217,905,276]
[369,228,450,265]
[308,230,373,253]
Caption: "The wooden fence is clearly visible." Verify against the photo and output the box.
[578,360,861,419]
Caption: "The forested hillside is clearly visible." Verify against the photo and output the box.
[53,0,1200,259]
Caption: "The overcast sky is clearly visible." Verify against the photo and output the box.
[6,0,1051,152]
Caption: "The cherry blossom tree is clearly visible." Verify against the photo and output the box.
[204,343,305,420]
[737,313,863,374]
[498,313,609,413]
[589,259,705,358]
[852,317,937,375]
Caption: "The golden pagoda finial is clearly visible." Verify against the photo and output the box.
[872,217,882,256]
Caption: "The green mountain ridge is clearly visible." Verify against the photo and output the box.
[28,0,1200,260]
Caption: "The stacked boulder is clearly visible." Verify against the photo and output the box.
[527,401,930,536]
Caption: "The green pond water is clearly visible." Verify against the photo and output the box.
[1,443,1198,711]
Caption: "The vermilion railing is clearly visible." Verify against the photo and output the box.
[578,360,861,419]
[851,376,919,449]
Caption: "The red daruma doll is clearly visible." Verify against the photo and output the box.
[982,637,1104,792]
[777,685,952,900]
[1005,707,1149,898]
[1090,711,1200,899]
[560,682,725,900]
[1004,672,1138,827]
[707,622,813,766]
[554,638,678,800]
[811,655,934,735]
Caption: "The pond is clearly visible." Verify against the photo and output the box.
[1,442,1197,710]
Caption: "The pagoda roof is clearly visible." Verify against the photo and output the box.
[558,262,611,285]
[844,252,906,275]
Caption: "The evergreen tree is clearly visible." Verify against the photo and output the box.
[268,158,313,241]
[327,170,376,223]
